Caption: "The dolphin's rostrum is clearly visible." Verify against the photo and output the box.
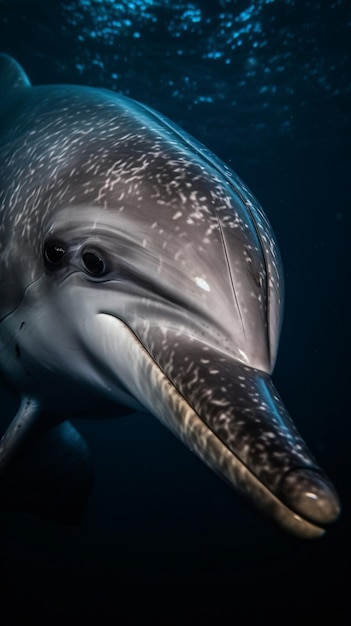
[0,54,340,537]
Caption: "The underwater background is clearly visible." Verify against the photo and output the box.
[0,0,350,624]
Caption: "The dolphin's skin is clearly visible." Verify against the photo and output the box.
[0,54,340,538]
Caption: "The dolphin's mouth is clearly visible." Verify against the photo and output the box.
[94,313,341,539]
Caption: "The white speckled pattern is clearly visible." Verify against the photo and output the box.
[0,55,340,537]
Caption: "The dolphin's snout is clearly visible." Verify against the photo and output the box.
[278,467,341,527]
[100,318,340,537]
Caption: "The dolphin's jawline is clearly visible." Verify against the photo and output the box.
[98,312,324,539]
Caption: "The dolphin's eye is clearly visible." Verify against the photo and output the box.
[44,241,66,266]
[82,251,106,276]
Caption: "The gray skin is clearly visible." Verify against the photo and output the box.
[0,54,340,538]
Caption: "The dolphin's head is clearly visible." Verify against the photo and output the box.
[0,58,340,537]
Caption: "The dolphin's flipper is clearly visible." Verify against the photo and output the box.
[0,397,44,474]
[0,420,93,523]
[0,393,93,523]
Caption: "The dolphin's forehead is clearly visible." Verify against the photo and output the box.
[0,85,240,240]
[0,84,261,248]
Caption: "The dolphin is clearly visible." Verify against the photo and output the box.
[0,54,340,538]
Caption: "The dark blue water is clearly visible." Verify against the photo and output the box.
[0,1,350,624]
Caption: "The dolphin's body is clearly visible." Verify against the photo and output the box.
[0,54,340,538]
